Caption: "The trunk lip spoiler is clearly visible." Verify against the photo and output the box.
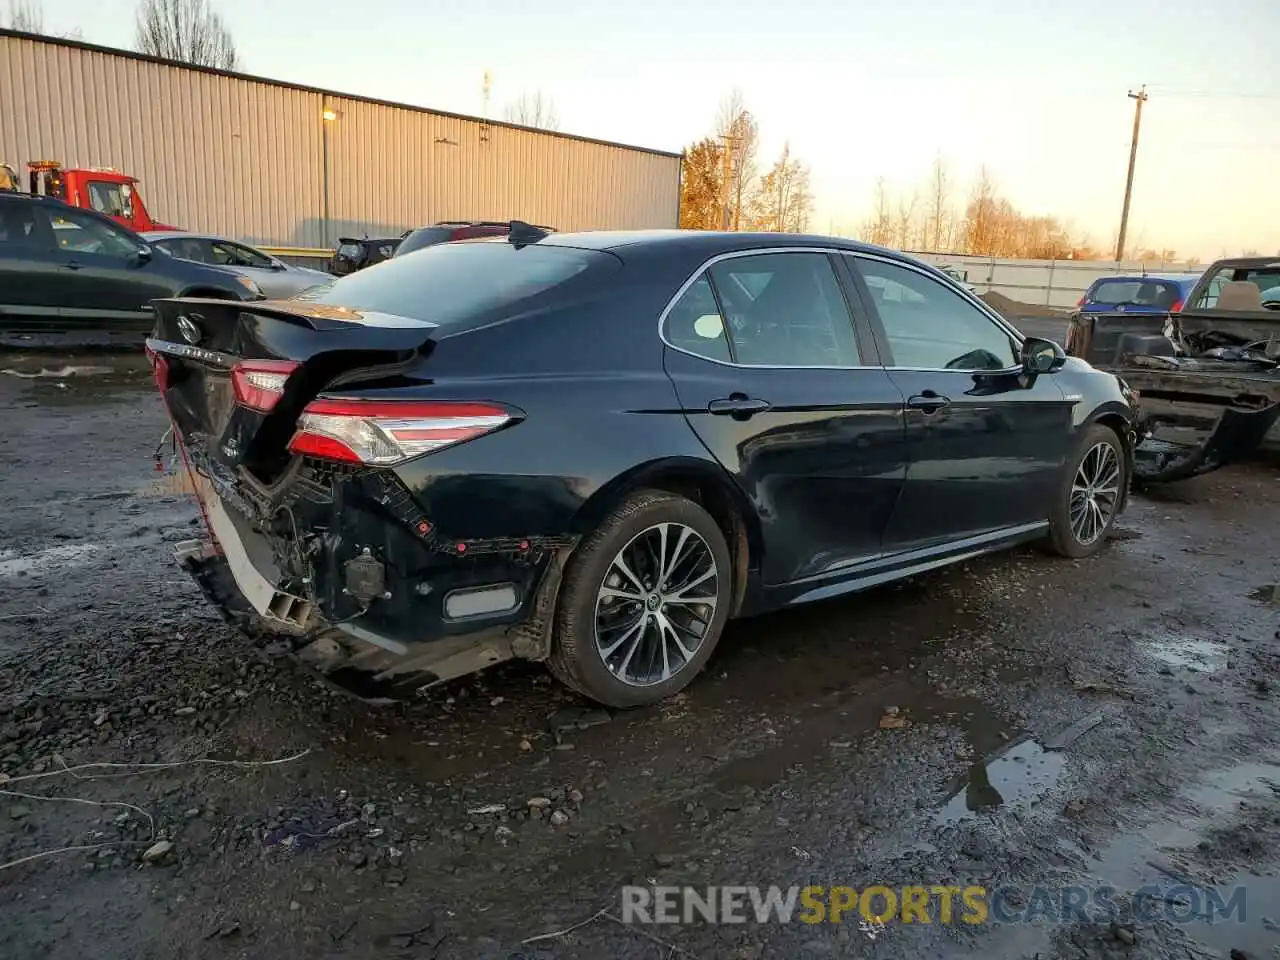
[152,297,440,331]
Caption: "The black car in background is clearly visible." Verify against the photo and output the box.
[393,220,557,258]
[327,235,404,275]
[0,193,262,342]
[147,229,1137,708]
[328,221,560,275]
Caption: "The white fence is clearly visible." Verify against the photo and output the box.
[903,251,1204,310]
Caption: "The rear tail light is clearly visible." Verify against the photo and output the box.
[146,345,171,390]
[1076,295,1086,308]
[288,399,513,465]
[1170,299,1183,313]
[232,359,300,412]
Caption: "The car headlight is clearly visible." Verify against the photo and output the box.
[235,275,264,298]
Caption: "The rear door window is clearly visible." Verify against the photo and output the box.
[664,252,863,367]
[708,253,862,367]
[211,240,274,268]
[312,240,616,326]
[159,237,217,263]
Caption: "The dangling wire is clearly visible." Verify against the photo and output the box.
[151,425,173,472]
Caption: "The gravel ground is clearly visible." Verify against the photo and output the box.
[1,355,1278,960]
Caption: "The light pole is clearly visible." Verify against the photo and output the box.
[322,104,338,248]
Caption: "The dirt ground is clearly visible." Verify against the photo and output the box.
[981,291,1071,322]
[2,355,1279,960]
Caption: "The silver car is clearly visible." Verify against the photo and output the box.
[142,231,332,299]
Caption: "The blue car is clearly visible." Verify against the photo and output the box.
[1076,274,1200,314]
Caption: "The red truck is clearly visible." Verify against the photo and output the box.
[0,160,178,232]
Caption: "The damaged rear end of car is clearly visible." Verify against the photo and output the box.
[1067,292,1280,484]
[146,291,577,698]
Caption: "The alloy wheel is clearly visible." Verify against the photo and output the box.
[1069,441,1121,546]
[593,522,720,687]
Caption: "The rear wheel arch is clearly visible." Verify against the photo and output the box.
[571,458,760,616]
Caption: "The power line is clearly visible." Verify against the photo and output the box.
[1145,88,1280,100]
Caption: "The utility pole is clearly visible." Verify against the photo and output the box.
[1115,85,1148,262]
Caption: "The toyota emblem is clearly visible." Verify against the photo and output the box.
[177,314,202,344]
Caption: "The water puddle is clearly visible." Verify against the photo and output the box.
[1086,758,1280,957]
[936,737,1067,824]
[0,543,102,578]
[1139,636,1229,674]
[1248,583,1280,604]
[1184,760,1280,810]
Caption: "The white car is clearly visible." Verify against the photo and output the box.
[142,231,331,299]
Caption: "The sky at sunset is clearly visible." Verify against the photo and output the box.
[30,0,1280,259]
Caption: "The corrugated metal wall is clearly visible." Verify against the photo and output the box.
[0,32,682,248]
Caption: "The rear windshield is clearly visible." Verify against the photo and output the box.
[1086,279,1181,308]
[310,241,615,325]
[394,227,454,257]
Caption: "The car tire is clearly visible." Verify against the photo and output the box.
[548,490,733,708]
[1045,423,1127,558]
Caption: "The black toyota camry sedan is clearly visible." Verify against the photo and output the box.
[146,225,1138,707]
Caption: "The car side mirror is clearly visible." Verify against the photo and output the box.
[133,244,153,266]
[1021,336,1066,374]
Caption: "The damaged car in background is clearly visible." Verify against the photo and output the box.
[1067,256,1280,483]
[146,227,1138,706]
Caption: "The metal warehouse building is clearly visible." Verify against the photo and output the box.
[0,30,682,250]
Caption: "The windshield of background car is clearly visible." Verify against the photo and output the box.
[336,242,363,260]
[1086,279,1181,308]
[310,241,618,326]
[394,227,454,257]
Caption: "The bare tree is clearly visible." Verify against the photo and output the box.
[715,89,760,230]
[925,154,953,252]
[894,191,920,250]
[135,0,238,70]
[860,177,895,247]
[6,0,84,38]
[7,0,42,31]
[504,90,561,131]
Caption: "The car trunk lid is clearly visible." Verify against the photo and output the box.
[147,297,437,477]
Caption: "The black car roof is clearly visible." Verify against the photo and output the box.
[0,192,69,206]
[539,229,901,260]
